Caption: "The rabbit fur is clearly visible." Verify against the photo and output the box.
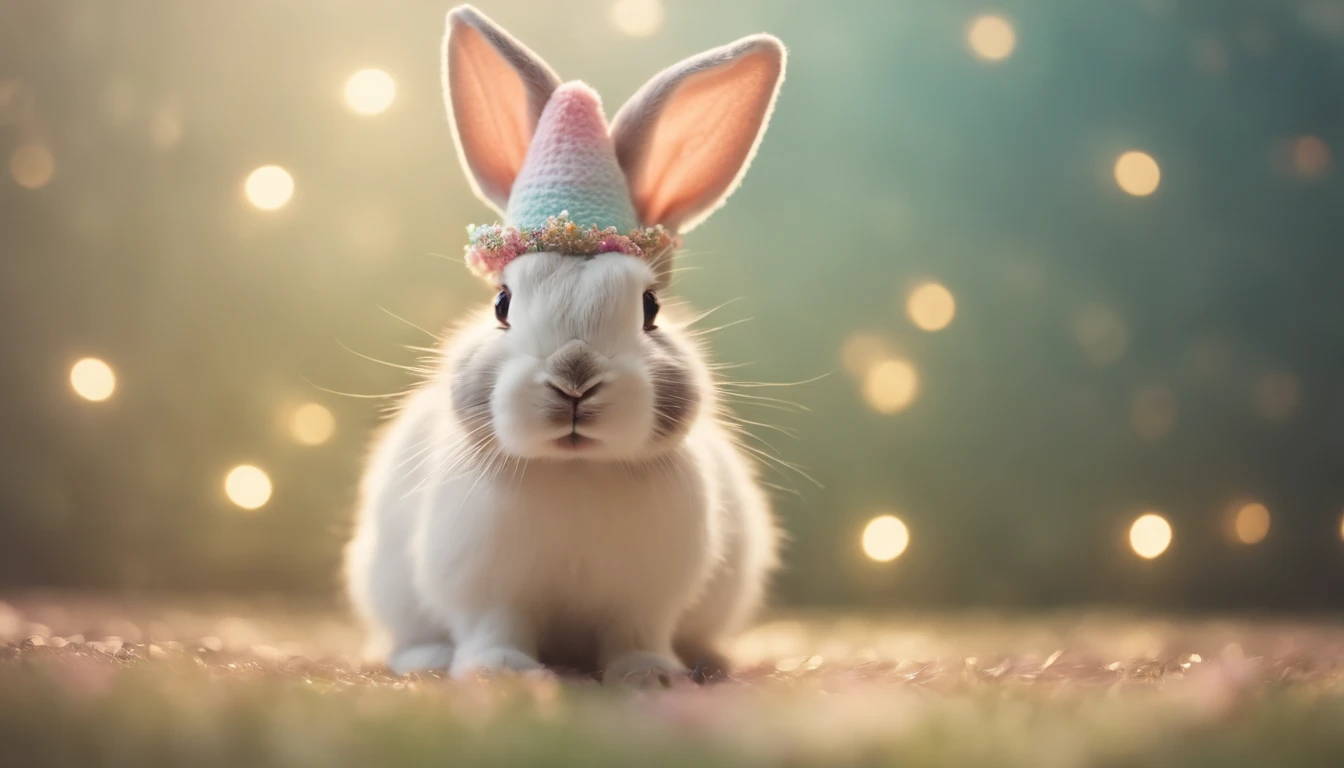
[345,5,787,685]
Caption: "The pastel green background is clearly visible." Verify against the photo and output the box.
[2,0,1342,610]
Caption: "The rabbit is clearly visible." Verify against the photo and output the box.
[344,4,787,686]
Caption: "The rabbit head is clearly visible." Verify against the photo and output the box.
[437,5,785,462]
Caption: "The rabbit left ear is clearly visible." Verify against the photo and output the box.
[443,5,562,214]
[610,35,786,233]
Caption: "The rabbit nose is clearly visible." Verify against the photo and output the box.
[546,379,602,404]
[546,340,606,399]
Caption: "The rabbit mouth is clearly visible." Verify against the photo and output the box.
[554,431,600,451]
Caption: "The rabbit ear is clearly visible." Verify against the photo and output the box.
[443,5,562,214]
[611,35,785,233]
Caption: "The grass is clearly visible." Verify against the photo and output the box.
[3,594,1344,766]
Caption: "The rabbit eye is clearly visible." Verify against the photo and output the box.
[494,288,511,328]
[642,290,660,331]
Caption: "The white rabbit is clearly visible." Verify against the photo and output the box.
[344,5,787,685]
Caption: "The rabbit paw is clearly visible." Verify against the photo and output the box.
[388,643,456,675]
[604,651,690,688]
[450,646,543,679]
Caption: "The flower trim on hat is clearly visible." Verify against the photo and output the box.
[465,212,679,280]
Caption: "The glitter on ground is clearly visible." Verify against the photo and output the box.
[3,594,1344,766]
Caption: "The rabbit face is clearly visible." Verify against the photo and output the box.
[433,5,784,465]
[447,251,704,462]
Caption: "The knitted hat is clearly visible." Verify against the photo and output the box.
[444,5,785,281]
[464,82,675,280]
[505,82,638,233]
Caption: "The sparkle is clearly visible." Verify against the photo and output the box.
[840,333,892,378]
[862,359,918,414]
[1114,151,1161,196]
[1233,503,1270,545]
[967,15,1016,61]
[70,358,116,402]
[0,77,35,125]
[1130,385,1178,440]
[225,465,272,511]
[1192,35,1229,74]
[289,403,336,446]
[466,212,677,280]
[148,107,184,149]
[862,515,910,562]
[1292,136,1331,178]
[9,144,54,190]
[344,69,396,116]
[610,0,664,38]
[1129,513,1172,559]
[906,282,956,332]
[1073,304,1128,365]
[244,165,294,210]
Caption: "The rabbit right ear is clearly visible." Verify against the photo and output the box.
[443,5,562,214]
[610,35,785,234]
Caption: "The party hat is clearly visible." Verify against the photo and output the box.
[504,82,638,233]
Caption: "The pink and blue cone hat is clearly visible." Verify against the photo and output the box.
[465,83,677,281]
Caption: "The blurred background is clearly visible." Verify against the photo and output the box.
[1,0,1342,612]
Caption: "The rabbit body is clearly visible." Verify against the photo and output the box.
[346,354,775,680]
[344,6,787,682]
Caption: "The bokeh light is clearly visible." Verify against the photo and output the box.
[862,358,918,414]
[906,282,956,331]
[1130,385,1178,440]
[610,0,664,38]
[147,107,184,150]
[1233,503,1270,545]
[840,333,892,378]
[861,515,910,562]
[69,358,116,402]
[289,403,335,446]
[1192,35,1229,74]
[225,465,272,511]
[244,165,294,210]
[966,15,1016,61]
[1073,304,1129,365]
[3,0,1344,615]
[1292,136,1331,178]
[343,69,396,116]
[1114,151,1161,196]
[9,144,55,190]
[1129,513,1172,559]
[0,77,35,125]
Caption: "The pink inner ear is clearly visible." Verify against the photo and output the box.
[450,29,533,206]
[627,49,781,231]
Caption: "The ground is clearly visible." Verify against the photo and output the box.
[3,593,1344,766]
